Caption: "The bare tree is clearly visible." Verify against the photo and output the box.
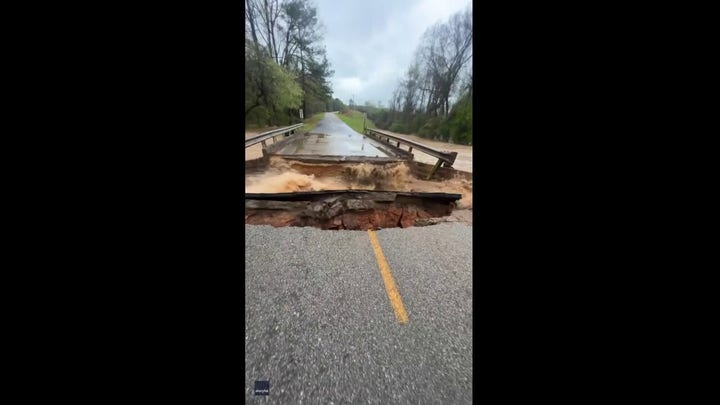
[401,63,422,115]
[246,0,335,122]
[246,0,260,50]
[253,0,282,62]
[399,7,472,117]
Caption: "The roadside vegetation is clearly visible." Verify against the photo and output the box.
[355,6,473,145]
[245,0,335,128]
[245,1,471,145]
[302,112,325,132]
[337,110,376,134]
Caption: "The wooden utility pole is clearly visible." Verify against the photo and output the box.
[300,46,306,118]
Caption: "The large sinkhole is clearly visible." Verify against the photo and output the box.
[245,157,472,230]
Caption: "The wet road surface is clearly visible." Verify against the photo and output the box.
[276,113,393,157]
[245,223,473,404]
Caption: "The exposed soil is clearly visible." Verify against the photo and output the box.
[245,128,285,161]
[245,192,457,230]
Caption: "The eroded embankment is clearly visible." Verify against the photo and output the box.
[245,190,459,230]
[245,157,472,229]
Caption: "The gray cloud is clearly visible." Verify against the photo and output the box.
[315,0,472,107]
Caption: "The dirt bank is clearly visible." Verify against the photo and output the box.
[245,130,271,161]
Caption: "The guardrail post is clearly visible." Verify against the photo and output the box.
[426,159,444,180]
[261,140,267,148]
[363,128,455,168]
[246,124,303,149]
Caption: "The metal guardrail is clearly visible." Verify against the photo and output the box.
[364,128,458,179]
[245,123,303,149]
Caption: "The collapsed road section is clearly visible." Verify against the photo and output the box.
[245,118,472,230]
[245,190,461,230]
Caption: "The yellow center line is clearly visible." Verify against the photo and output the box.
[367,229,409,324]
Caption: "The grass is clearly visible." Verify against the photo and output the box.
[337,110,376,134]
[302,112,325,132]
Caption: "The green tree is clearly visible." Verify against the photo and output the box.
[329,97,346,112]
[447,92,472,145]
[245,42,303,126]
[245,0,335,126]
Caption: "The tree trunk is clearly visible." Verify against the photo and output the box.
[246,0,260,49]
[300,46,306,116]
[262,0,276,61]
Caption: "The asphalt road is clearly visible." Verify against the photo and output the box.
[275,113,391,157]
[245,223,473,404]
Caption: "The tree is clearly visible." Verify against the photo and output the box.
[245,0,334,126]
[245,41,303,125]
[245,0,261,51]
[300,49,333,116]
[398,6,472,117]
[383,6,473,143]
[330,97,346,111]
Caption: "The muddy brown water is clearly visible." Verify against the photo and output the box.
[245,157,472,210]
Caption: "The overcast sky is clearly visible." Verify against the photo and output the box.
[315,0,471,108]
